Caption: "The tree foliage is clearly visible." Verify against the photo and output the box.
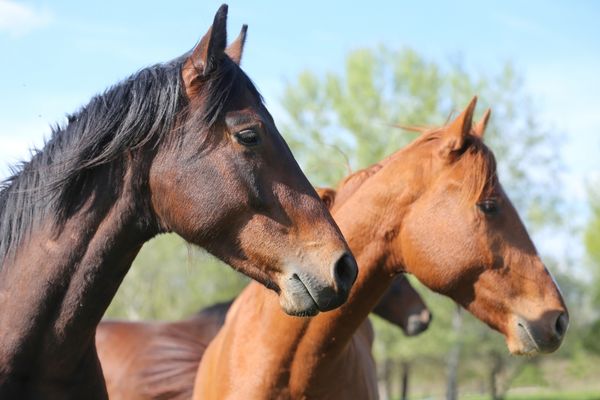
[582,185,600,354]
[106,234,248,320]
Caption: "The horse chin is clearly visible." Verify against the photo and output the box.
[506,335,540,356]
[278,277,320,317]
[278,292,320,317]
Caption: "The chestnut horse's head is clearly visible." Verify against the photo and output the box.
[372,275,431,337]
[370,97,568,354]
[148,5,356,316]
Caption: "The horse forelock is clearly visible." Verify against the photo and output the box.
[192,55,264,127]
[449,135,498,204]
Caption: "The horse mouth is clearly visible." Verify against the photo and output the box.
[509,314,565,356]
[278,273,320,317]
[404,312,432,336]
[514,321,541,355]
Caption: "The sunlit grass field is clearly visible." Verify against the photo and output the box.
[463,392,600,400]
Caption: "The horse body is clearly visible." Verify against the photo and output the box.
[193,98,569,400]
[0,6,357,398]
[96,303,229,400]
[94,276,428,400]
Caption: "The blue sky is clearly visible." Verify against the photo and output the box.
[0,1,598,260]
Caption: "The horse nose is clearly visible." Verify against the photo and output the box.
[406,309,432,336]
[516,310,569,354]
[291,252,357,313]
[422,309,432,325]
[332,252,358,297]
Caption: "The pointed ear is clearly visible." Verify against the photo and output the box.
[316,187,337,210]
[440,96,477,156]
[226,25,247,65]
[182,4,228,97]
[473,108,491,138]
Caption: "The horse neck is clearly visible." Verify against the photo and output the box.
[196,153,423,399]
[286,152,433,390]
[282,214,393,391]
[0,161,154,382]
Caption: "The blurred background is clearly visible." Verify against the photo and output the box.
[1,1,599,398]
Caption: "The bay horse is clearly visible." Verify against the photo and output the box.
[193,98,569,400]
[94,275,429,400]
[0,5,358,399]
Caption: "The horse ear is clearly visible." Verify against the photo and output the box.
[440,96,477,156]
[316,187,337,210]
[473,108,491,138]
[182,4,228,96]
[226,25,247,65]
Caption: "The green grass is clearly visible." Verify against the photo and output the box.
[463,391,600,400]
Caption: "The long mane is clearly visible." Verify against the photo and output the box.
[0,53,263,265]
[332,164,383,208]
[415,128,498,203]
[332,125,498,210]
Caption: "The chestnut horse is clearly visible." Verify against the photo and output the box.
[95,275,429,400]
[0,5,358,399]
[193,98,569,400]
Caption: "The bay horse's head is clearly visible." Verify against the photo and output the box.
[357,98,567,355]
[148,5,357,316]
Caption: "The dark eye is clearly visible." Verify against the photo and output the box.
[477,199,499,215]
[234,129,261,147]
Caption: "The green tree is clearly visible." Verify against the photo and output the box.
[583,186,600,354]
[106,234,248,320]
[584,186,600,303]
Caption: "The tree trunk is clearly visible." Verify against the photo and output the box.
[378,358,393,400]
[446,306,463,400]
[489,354,502,400]
[400,362,410,400]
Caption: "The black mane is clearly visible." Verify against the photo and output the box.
[0,52,263,265]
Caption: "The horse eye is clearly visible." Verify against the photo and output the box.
[234,129,261,147]
[477,199,499,215]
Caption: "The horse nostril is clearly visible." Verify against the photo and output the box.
[406,313,431,336]
[554,312,569,340]
[332,253,358,294]
[422,310,432,325]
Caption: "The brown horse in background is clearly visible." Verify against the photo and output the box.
[95,275,429,400]
[96,302,229,400]
[193,98,569,400]
[0,5,357,399]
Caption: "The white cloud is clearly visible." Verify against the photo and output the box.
[0,0,53,37]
